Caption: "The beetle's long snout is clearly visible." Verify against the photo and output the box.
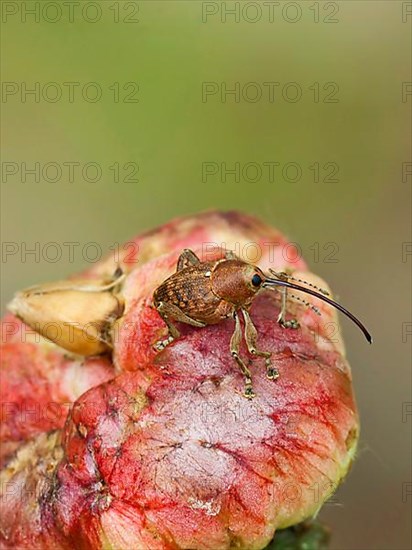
[263,277,372,344]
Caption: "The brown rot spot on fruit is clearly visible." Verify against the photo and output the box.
[345,427,359,453]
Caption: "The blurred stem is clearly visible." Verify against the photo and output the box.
[264,520,330,550]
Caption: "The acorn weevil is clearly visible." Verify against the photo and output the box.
[153,249,371,399]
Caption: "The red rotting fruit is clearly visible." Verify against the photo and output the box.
[0,211,358,550]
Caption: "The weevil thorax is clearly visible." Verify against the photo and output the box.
[210,259,265,307]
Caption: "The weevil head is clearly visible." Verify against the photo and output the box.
[211,260,266,306]
[211,257,372,343]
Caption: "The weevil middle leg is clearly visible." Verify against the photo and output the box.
[273,271,300,329]
[230,311,255,399]
[242,308,279,380]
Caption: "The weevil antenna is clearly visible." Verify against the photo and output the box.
[289,293,322,316]
[263,277,372,343]
[268,269,330,296]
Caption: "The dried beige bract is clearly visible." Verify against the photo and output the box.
[8,277,124,356]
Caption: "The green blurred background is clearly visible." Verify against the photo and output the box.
[1,1,411,548]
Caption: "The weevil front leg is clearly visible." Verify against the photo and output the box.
[242,309,279,380]
[154,301,206,351]
[230,311,255,399]
[271,270,300,330]
[278,293,300,329]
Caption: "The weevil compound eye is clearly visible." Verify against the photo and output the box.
[251,273,263,287]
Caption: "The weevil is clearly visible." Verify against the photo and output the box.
[153,249,372,399]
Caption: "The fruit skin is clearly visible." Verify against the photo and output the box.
[0,211,359,549]
[0,314,114,468]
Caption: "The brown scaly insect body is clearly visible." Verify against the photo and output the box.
[154,261,232,324]
[153,258,261,324]
[153,249,372,399]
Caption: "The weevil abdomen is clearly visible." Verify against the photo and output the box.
[154,261,231,324]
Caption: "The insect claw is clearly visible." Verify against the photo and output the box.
[154,335,174,352]
[266,367,279,380]
[279,318,300,330]
[243,384,256,400]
